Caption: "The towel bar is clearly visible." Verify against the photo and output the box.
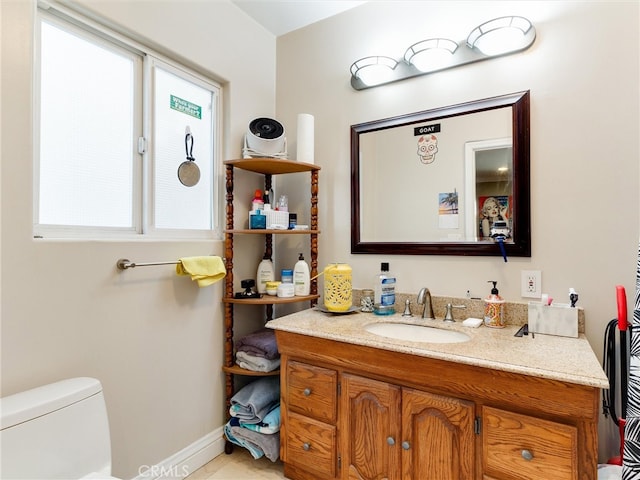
[116,258,179,270]
[116,257,226,271]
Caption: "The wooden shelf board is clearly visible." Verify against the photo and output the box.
[225,229,320,235]
[223,294,319,305]
[222,365,280,376]
[224,158,320,175]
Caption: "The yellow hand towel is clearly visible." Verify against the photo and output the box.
[176,256,226,287]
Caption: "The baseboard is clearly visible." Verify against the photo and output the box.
[132,427,225,480]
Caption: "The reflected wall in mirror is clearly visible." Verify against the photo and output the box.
[351,91,530,256]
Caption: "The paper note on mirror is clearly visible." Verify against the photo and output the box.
[438,191,459,229]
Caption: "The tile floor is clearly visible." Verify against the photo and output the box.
[186,447,286,480]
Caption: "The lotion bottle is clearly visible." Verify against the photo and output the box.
[293,253,310,296]
[256,253,275,294]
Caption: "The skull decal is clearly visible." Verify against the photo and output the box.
[417,134,438,164]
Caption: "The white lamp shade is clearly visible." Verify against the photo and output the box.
[351,56,398,86]
[467,16,533,56]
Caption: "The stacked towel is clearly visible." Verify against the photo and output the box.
[176,256,226,287]
[224,416,280,462]
[240,405,280,434]
[225,378,282,462]
[236,351,280,373]
[229,376,280,424]
[236,329,279,360]
[235,329,280,372]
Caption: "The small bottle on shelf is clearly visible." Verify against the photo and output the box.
[293,253,310,296]
[251,189,264,211]
[256,253,275,294]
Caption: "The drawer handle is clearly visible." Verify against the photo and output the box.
[303,442,311,451]
[303,388,312,396]
[521,449,534,461]
[387,436,395,446]
[402,441,411,450]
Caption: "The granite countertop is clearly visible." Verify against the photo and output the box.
[266,307,609,389]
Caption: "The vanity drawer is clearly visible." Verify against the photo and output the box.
[287,360,337,423]
[482,406,577,480]
[285,411,336,478]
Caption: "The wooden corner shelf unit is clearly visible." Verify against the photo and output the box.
[221,158,320,451]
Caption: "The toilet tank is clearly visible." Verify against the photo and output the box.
[1,377,112,480]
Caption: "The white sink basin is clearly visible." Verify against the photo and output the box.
[365,322,471,344]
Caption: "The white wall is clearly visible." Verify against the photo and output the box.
[275,0,639,461]
[1,1,274,478]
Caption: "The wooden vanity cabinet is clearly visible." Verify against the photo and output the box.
[275,330,600,480]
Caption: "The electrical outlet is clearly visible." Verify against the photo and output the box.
[521,270,542,298]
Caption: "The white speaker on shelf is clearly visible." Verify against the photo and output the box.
[243,117,287,159]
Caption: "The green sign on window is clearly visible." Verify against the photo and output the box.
[170,95,201,119]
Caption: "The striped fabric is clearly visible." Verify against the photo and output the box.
[623,246,640,479]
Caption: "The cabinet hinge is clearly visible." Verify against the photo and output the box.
[474,416,482,435]
[137,137,146,154]
[338,455,341,469]
[337,380,341,396]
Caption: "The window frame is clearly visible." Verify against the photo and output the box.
[33,5,223,240]
[143,57,222,238]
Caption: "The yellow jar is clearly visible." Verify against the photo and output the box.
[324,263,352,312]
[265,281,280,296]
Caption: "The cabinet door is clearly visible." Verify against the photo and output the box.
[402,388,475,480]
[341,374,402,480]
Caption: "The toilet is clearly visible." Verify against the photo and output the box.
[0,377,121,480]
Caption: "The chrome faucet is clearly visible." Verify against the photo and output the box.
[417,288,435,320]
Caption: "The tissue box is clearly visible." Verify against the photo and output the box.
[528,302,579,338]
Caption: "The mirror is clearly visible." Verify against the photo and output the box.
[351,91,530,256]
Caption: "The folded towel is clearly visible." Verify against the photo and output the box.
[176,256,226,287]
[236,329,279,360]
[229,376,280,424]
[224,418,280,462]
[224,418,264,460]
[236,351,281,373]
[240,405,280,434]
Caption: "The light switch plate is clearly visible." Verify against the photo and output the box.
[521,270,542,298]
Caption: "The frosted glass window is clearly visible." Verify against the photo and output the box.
[34,8,221,239]
[153,66,215,230]
[38,20,136,228]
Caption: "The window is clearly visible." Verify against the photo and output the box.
[34,7,221,239]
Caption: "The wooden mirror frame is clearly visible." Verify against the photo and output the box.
[350,91,530,257]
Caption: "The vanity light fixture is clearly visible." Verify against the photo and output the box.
[467,16,533,56]
[404,38,458,73]
[349,56,398,86]
[350,16,535,90]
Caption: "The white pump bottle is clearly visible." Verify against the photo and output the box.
[293,253,310,296]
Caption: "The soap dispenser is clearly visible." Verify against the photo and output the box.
[484,281,505,328]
